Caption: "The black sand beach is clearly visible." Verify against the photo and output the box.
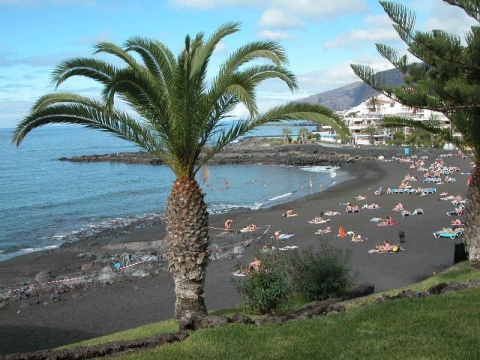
[0,150,472,356]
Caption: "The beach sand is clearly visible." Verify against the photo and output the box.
[0,153,472,355]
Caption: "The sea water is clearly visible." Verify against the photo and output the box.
[0,124,345,262]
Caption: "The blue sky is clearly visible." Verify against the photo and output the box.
[0,0,475,128]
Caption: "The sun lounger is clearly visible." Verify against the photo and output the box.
[433,230,463,239]
[447,210,464,216]
[401,210,411,217]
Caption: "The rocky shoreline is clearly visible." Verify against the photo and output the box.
[58,139,451,167]
[58,140,369,166]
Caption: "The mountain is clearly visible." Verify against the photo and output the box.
[297,68,405,111]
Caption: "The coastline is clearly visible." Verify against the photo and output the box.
[0,151,472,355]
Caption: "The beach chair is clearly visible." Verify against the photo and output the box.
[433,230,462,239]
[401,210,411,217]
[447,209,464,216]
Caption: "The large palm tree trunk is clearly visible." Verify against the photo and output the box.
[464,162,480,268]
[165,177,209,321]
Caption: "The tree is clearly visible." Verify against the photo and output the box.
[297,127,310,143]
[282,127,293,144]
[12,23,350,321]
[351,1,480,267]
[367,96,380,113]
[362,124,378,145]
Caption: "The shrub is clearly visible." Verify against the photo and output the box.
[233,251,293,314]
[286,242,357,301]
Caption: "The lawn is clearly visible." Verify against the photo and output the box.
[64,261,480,359]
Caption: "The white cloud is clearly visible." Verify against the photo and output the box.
[258,8,304,29]
[324,15,399,50]
[74,31,113,46]
[259,30,294,41]
[0,0,97,6]
[214,42,228,53]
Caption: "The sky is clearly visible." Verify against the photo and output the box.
[0,0,476,128]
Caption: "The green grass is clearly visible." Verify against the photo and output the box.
[62,262,480,359]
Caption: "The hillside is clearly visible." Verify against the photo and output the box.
[297,68,405,111]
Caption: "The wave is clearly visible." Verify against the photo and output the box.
[41,213,166,245]
[268,192,293,201]
[298,166,338,173]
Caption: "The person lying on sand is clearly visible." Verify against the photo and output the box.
[392,202,404,211]
[362,203,380,209]
[324,211,341,216]
[282,209,297,217]
[309,216,330,224]
[241,224,259,232]
[351,233,365,242]
[315,227,331,235]
[378,216,394,226]
[355,195,367,200]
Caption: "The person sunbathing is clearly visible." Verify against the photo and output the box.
[248,257,263,272]
[375,240,393,252]
[450,219,464,226]
[242,224,259,231]
[315,227,331,235]
[283,209,297,217]
[363,203,380,209]
[274,230,282,239]
[346,204,353,212]
[355,195,367,200]
[392,202,404,211]
[324,210,341,216]
[351,233,364,242]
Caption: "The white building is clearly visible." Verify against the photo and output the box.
[340,94,451,145]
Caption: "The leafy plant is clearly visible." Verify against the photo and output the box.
[286,243,357,301]
[233,251,293,314]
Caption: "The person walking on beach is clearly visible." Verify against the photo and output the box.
[224,219,233,230]
[319,183,324,191]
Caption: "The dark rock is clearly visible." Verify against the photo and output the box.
[394,290,417,299]
[339,283,375,301]
[193,315,230,329]
[230,313,255,325]
[50,291,60,302]
[255,316,286,326]
[35,271,53,283]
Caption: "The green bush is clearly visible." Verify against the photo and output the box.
[233,251,293,314]
[286,243,357,301]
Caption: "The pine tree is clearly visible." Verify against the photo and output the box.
[351,0,480,267]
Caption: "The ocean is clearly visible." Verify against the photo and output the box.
[0,124,346,262]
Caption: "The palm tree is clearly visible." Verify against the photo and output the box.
[297,127,310,143]
[12,23,350,322]
[282,127,293,144]
[362,124,378,145]
[367,96,379,113]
